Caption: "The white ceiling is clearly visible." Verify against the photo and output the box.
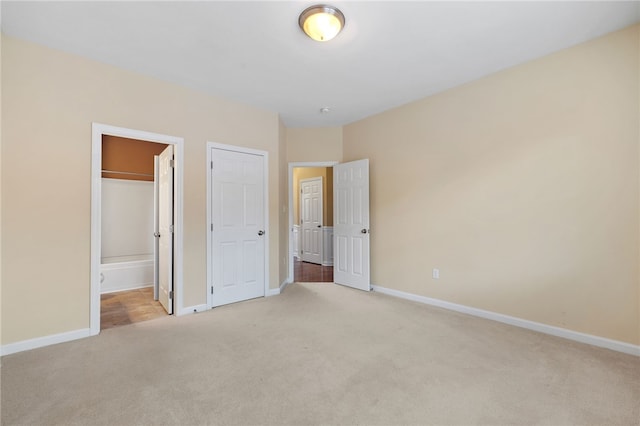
[2,1,639,128]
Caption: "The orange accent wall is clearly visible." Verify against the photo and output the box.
[102,135,168,181]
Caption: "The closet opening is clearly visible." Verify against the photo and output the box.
[99,135,171,330]
[91,123,184,335]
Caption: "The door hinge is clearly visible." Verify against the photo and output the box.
[210,286,213,295]
[169,290,173,299]
[170,225,174,233]
[211,223,213,232]
[211,161,213,170]
[169,159,175,168]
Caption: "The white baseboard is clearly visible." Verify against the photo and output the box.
[1,328,91,357]
[266,279,292,297]
[177,304,208,316]
[279,279,292,294]
[321,261,334,267]
[372,285,640,357]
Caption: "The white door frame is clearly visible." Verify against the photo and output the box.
[90,123,184,336]
[206,142,270,309]
[288,161,338,283]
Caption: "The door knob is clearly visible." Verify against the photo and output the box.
[154,232,161,238]
[317,225,321,228]
[361,229,369,234]
[258,230,265,236]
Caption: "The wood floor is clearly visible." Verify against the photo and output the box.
[294,258,333,282]
[100,287,167,330]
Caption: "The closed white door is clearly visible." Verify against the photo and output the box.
[211,148,265,307]
[334,159,370,291]
[300,177,323,265]
[158,145,174,314]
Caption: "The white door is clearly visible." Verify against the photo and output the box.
[153,155,160,301]
[211,148,265,307]
[158,145,174,314]
[300,177,323,265]
[334,159,370,291]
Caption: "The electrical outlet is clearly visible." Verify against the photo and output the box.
[432,268,440,279]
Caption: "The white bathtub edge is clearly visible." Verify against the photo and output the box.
[101,284,154,295]
[101,259,154,294]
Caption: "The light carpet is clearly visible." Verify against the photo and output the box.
[2,282,639,425]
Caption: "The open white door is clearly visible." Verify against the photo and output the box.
[300,177,323,265]
[153,155,160,301]
[211,147,266,307]
[334,159,370,291]
[158,145,174,314]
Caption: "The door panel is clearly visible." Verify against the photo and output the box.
[300,177,323,265]
[211,148,265,307]
[334,159,370,291]
[153,155,160,301]
[158,145,174,313]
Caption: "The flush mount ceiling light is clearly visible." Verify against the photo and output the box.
[299,4,345,42]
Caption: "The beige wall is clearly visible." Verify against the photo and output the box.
[344,25,640,344]
[286,127,343,162]
[293,167,333,226]
[1,35,282,344]
[3,25,639,349]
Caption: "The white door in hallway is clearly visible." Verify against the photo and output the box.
[211,148,266,307]
[158,145,174,314]
[300,177,323,265]
[334,159,370,291]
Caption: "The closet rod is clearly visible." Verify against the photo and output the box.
[101,170,154,177]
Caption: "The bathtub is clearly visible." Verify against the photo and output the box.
[100,254,154,294]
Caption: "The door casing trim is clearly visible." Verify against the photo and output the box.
[91,123,184,335]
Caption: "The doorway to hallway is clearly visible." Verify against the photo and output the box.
[291,165,335,284]
[293,258,333,282]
